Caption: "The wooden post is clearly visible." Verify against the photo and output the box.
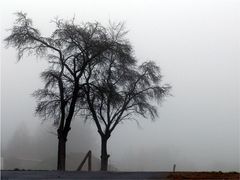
[77,150,92,171]
[88,151,91,171]
[173,164,176,172]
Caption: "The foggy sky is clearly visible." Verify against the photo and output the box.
[1,0,239,171]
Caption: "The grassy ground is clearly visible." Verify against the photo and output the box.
[168,172,239,179]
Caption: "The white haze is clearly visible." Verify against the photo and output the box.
[1,0,239,171]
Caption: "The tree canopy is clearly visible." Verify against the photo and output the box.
[5,12,131,170]
[80,23,171,170]
[5,12,171,171]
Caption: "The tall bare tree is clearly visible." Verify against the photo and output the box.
[5,12,114,170]
[81,24,171,170]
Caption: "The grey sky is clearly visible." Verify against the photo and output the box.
[1,0,239,171]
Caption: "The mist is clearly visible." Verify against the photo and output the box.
[1,0,239,172]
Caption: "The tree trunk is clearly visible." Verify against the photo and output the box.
[100,137,109,171]
[57,135,67,171]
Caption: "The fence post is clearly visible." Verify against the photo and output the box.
[77,150,92,171]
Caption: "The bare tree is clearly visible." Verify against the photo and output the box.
[81,24,171,170]
[4,12,113,170]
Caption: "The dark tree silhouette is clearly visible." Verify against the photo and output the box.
[4,12,116,171]
[81,24,171,170]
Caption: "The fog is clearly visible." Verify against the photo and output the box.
[1,0,239,171]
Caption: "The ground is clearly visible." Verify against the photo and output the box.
[168,172,239,179]
[1,170,239,179]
